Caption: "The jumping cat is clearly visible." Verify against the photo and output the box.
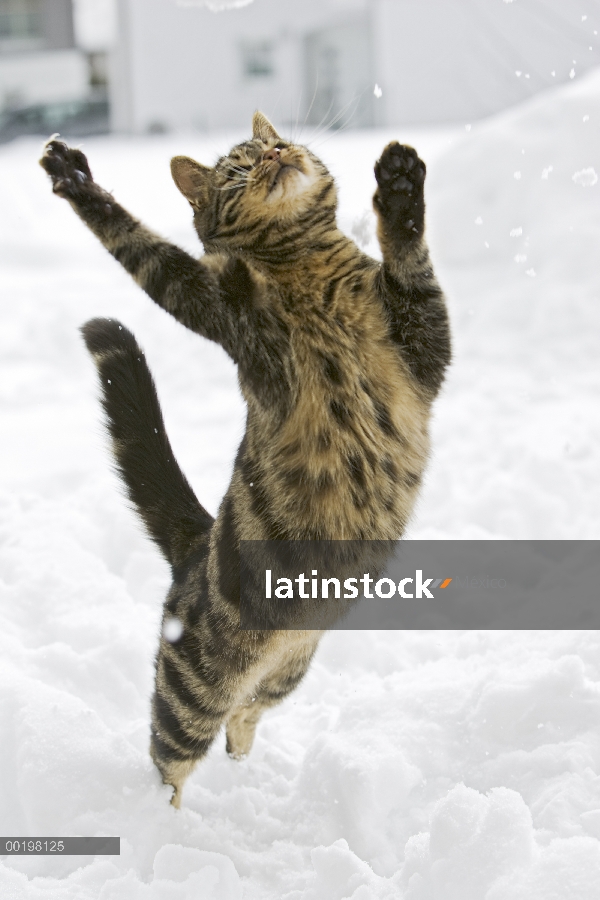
[40,112,450,807]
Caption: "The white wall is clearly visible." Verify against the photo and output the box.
[111,0,600,133]
[73,0,117,53]
[110,0,371,133]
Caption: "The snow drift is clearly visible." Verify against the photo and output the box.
[0,68,599,898]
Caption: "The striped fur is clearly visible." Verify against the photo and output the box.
[40,114,451,807]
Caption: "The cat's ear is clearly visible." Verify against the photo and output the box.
[252,111,280,143]
[170,156,214,206]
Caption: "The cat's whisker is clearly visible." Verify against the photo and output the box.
[307,91,364,147]
[221,173,248,183]
[218,183,246,192]
[306,101,366,156]
[292,88,303,145]
[222,164,251,178]
[297,67,320,144]
[309,113,360,153]
[304,84,369,150]
[303,95,337,146]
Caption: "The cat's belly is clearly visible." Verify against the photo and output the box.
[242,368,430,541]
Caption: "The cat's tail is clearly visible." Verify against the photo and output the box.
[81,318,213,568]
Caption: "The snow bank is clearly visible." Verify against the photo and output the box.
[420,70,600,541]
[0,70,599,898]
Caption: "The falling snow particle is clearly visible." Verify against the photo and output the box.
[541,165,553,179]
[474,216,483,225]
[163,617,184,643]
[515,71,522,78]
[526,269,536,277]
[582,14,588,20]
[551,70,556,77]
[465,124,471,132]
[583,115,590,122]
[510,227,523,237]
[514,254,527,264]
[514,171,522,180]
[572,167,598,186]
[373,84,382,98]
[570,69,576,79]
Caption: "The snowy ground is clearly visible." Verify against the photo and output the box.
[0,68,599,899]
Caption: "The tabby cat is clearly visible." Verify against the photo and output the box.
[40,112,450,807]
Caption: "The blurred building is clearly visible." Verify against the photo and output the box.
[0,0,88,108]
[1,0,598,135]
[0,0,117,140]
[110,0,600,134]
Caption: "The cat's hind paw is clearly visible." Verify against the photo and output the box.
[39,137,94,198]
[374,143,426,235]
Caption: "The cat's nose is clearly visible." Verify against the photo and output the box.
[262,148,281,161]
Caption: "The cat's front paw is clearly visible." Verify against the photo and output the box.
[39,138,94,198]
[374,143,426,235]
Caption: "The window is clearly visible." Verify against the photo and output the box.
[241,41,274,79]
[0,0,43,41]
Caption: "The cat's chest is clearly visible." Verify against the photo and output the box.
[246,297,430,540]
[286,293,398,408]
[287,313,420,458]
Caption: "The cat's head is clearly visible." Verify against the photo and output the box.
[170,112,337,252]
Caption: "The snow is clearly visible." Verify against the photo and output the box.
[1,67,599,898]
[572,167,598,187]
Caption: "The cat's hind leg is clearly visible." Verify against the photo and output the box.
[225,639,320,760]
[150,697,222,808]
[225,702,267,761]
[150,673,227,808]
[152,756,198,810]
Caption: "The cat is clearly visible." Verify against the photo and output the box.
[40,112,451,807]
